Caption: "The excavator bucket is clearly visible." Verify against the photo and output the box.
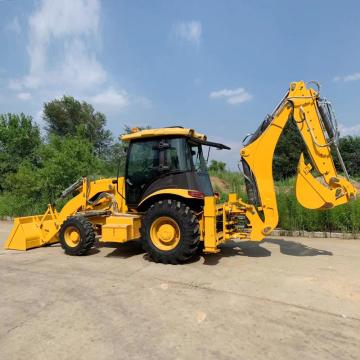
[295,153,355,210]
[5,206,60,250]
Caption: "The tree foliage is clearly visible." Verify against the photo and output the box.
[273,118,306,180]
[2,136,106,215]
[335,136,360,176]
[208,160,226,172]
[0,113,41,191]
[43,96,112,155]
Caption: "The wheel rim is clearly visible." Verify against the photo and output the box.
[150,216,180,251]
[64,226,81,247]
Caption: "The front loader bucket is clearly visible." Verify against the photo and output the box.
[5,207,60,251]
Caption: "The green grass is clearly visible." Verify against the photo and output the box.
[277,190,360,233]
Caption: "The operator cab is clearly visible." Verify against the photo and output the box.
[121,127,230,209]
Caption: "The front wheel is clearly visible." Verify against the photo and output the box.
[59,216,95,256]
[140,200,200,264]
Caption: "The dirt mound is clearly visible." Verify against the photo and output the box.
[210,176,230,192]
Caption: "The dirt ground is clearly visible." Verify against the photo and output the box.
[1,220,360,360]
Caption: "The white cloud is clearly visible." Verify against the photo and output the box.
[5,0,147,114]
[209,87,253,105]
[16,0,102,91]
[89,88,129,109]
[6,16,21,35]
[338,123,360,136]
[172,21,202,46]
[17,92,32,101]
[334,72,360,82]
[88,89,152,112]
[56,39,107,89]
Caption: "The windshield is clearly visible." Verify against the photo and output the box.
[188,141,208,173]
[163,138,208,173]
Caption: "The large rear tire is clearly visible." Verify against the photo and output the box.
[59,216,95,256]
[140,199,200,264]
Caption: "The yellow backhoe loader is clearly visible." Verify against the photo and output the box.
[4,81,357,263]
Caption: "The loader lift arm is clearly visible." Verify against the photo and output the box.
[239,81,357,240]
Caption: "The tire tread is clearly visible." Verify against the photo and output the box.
[140,200,200,264]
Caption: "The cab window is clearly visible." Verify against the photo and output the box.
[188,142,207,173]
[164,138,192,171]
[126,139,160,204]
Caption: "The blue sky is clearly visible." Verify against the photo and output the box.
[1,0,360,168]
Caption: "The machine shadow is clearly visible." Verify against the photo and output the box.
[202,240,271,266]
[201,237,332,265]
[92,237,332,263]
[264,238,333,257]
[100,241,145,259]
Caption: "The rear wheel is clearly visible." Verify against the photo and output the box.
[140,199,200,264]
[59,216,95,256]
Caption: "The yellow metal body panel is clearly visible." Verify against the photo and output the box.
[101,214,141,243]
[203,196,220,253]
[121,127,206,142]
[138,188,200,207]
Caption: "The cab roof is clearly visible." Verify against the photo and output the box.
[121,127,207,142]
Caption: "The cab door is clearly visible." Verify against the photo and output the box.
[125,139,161,207]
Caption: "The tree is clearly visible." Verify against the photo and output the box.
[43,96,112,155]
[2,135,106,215]
[209,160,227,172]
[335,136,360,176]
[38,135,105,201]
[273,117,306,180]
[0,113,41,191]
